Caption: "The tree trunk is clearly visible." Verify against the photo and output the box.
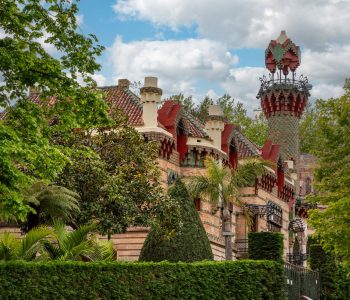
[222,205,233,260]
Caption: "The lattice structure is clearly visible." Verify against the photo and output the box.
[258,173,277,193]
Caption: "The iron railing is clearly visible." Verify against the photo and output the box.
[285,263,320,300]
[287,253,308,265]
[235,239,248,255]
[257,74,312,98]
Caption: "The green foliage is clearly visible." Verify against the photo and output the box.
[57,128,180,238]
[187,157,268,260]
[0,226,52,261]
[0,223,115,262]
[42,221,115,262]
[248,232,284,261]
[23,182,80,231]
[0,0,111,221]
[188,157,268,206]
[309,244,350,299]
[0,260,286,299]
[307,81,350,264]
[139,179,213,262]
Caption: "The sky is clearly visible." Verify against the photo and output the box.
[76,1,350,112]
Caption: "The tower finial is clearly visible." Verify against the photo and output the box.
[276,30,288,44]
[265,30,300,75]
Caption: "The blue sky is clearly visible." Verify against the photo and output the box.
[76,0,350,112]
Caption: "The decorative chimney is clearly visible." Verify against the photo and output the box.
[118,79,130,89]
[205,105,225,149]
[140,77,162,127]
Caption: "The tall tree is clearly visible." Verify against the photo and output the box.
[187,157,267,260]
[0,0,111,221]
[307,80,350,264]
[57,125,180,239]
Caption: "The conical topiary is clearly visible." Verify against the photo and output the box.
[139,179,213,262]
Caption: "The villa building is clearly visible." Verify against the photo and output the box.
[0,31,313,264]
[106,31,312,262]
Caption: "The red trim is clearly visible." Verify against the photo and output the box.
[177,134,188,163]
[194,198,201,211]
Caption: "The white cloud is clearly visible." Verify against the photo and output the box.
[110,1,350,111]
[113,0,350,51]
[221,67,268,112]
[92,74,107,86]
[108,37,238,96]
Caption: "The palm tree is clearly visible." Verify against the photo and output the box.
[24,182,80,231]
[0,226,52,261]
[42,221,116,261]
[187,156,268,260]
[0,222,116,262]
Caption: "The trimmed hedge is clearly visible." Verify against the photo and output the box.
[0,260,286,299]
[140,179,213,262]
[248,232,284,261]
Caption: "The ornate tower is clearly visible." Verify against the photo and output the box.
[257,31,312,194]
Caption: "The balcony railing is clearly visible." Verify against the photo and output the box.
[257,74,312,98]
[235,239,248,256]
[287,253,307,265]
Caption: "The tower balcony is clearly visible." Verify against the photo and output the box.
[257,74,312,99]
[257,74,312,119]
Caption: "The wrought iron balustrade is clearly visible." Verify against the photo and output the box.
[287,253,308,265]
[235,239,248,255]
[257,74,312,98]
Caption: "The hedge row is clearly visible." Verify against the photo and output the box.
[0,260,286,299]
[248,232,284,261]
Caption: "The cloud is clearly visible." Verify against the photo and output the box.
[92,74,107,86]
[108,37,238,96]
[113,0,350,51]
[221,67,267,112]
[110,1,349,111]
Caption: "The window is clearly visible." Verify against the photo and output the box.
[267,201,282,232]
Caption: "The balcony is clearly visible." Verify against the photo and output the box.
[287,253,307,265]
[235,238,248,258]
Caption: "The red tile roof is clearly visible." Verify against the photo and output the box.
[101,86,143,126]
[158,100,209,139]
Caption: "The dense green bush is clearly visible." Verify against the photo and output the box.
[248,232,284,261]
[139,179,213,262]
[309,244,350,299]
[0,260,286,299]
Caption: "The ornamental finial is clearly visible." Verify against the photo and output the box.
[265,30,301,75]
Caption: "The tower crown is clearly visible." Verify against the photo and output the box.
[257,31,311,119]
[265,30,301,75]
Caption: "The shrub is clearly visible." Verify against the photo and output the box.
[248,232,284,261]
[309,244,350,299]
[0,260,286,299]
[139,179,213,262]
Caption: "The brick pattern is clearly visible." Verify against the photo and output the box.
[268,115,300,193]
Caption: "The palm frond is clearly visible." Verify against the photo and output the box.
[59,223,96,253]
[18,226,53,260]
[205,157,228,185]
[188,175,221,203]
[0,232,18,261]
